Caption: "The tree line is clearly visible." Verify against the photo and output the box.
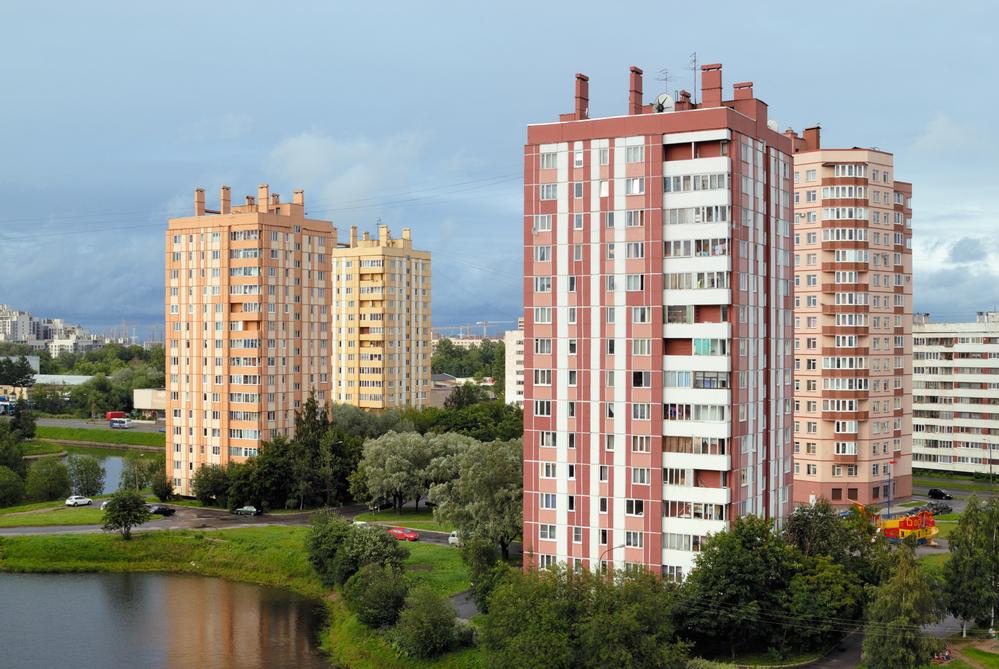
[431,338,505,385]
[188,396,522,514]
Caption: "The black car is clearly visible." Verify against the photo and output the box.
[146,504,176,517]
[927,488,953,500]
[926,501,953,515]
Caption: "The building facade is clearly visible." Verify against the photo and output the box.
[787,128,913,507]
[523,64,795,578]
[165,185,335,495]
[329,224,431,411]
[912,312,999,476]
[504,317,525,408]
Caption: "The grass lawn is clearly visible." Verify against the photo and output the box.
[355,508,452,533]
[0,526,479,669]
[899,500,925,508]
[0,505,105,527]
[964,647,999,668]
[35,425,165,448]
[914,477,999,494]
[22,439,64,456]
[403,541,469,597]
[919,551,951,578]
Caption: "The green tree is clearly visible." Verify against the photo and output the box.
[10,398,36,440]
[944,495,994,636]
[861,547,942,669]
[0,422,27,478]
[430,438,522,559]
[101,488,152,539]
[66,454,106,497]
[120,451,153,491]
[787,555,862,649]
[444,382,487,410]
[226,459,262,510]
[783,499,849,561]
[150,467,173,502]
[343,562,409,628]
[252,435,293,509]
[24,458,71,501]
[191,464,229,507]
[0,465,25,506]
[393,586,460,659]
[680,515,799,656]
[0,355,36,387]
[355,432,427,511]
[317,429,362,506]
[305,508,354,586]
[461,538,502,612]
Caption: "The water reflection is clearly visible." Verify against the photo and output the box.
[0,573,329,669]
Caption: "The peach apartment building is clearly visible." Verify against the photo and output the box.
[165,185,334,495]
[787,128,913,507]
[330,224,431,410]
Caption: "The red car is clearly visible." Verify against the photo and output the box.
[387,527,420,541]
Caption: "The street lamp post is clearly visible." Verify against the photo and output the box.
[597,543,626,574]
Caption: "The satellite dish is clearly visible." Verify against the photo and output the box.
[654,93,675,113]
[767,119,779,132]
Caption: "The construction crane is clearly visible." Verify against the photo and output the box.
[475,320,515,337]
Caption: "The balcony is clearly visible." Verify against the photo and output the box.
[663,484,730,506]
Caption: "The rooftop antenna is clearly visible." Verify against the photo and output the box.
[687,52,698,104]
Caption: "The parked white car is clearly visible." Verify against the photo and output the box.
[65,495,93,507]
[448,531,462,547]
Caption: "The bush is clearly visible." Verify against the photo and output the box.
[462,538,505,612]
[24,458,71,501]
[329,524,408,585]
[305,508,353,586]
[393,586,459,659]
[0,465,25,506]
[343,563,409,628]
[191,464,229,507]
[150,468,173,502]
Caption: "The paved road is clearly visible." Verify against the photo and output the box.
[804,630,862,669]
[37,417,164,433]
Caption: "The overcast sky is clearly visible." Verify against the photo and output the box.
[1,1,996,338]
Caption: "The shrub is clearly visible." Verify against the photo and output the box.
[0,465,25,506]
[24,458,71,501]
[393,587,459,659]
[329,524,408,585]
[101,489,151,539]
[150,468,173,502]
[305,508,353,586]
[343,563,409,628]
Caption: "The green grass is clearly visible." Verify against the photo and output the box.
[964,647,999,668]
[22,439,64,456]
[919,551,951,578]
[915,477,999,494]
[0,506,105,527]
[403,541,469,597]
[35,425,164,447]
[0,500,66,515]
[898,500,925,508]
[355,508,452,533]
[0,526,480,669]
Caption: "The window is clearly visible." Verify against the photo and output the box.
[539,524,556,540]
[574,150,583,167]
[632,339,651,355]
[533,400,551,416]
[539,184,557,200]
[631,468,650,485]
[625,531,643,548]
[534,338,552,355]
[533,214,552,232]
[625,145,645,163]
[574,182,583,198]
[540,152,557,169]
[534,245,551,262]
[632,307,651,323]
[625,177,645,195]
[540,493,557,509]
[631,435,651,452]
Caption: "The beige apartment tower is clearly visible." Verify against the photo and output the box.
[165,186,335,495]
[330,224,431,410]
[787,128,913,507]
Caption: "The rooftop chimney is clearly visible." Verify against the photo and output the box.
[401,227,412,241]
[257,184,269,213]
[292,189,304,206]
[575,73,589,120]
[220,186,231,214]
[349,225,358,247]
[803,126,821,151]
[676,89,692,111]
[629,66,644,115]
[701,63,723,108]
[245,195,255,207]
[194,188,205,216]
[270,193,280,207]
[378,223,389,246]
[733,81,753,100]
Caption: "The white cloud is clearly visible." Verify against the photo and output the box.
[911,113,982,155]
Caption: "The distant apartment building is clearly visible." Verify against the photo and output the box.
[787,127,913,507]
[329,224,431,410]
[912,312,999,476]
[0,304,118,353]
[165,185,335,495]
[523,64,795,578]
[504,318,525,408]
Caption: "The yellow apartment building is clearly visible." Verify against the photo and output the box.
[330,224,431,410]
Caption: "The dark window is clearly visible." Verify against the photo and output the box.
[872,486,880,500]
[831,488,842,501]
[847,488,859,501]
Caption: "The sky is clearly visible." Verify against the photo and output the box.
[0,1,997,339]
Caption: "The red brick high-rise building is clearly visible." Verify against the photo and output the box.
[522,64,795,578]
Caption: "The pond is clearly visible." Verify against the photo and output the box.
[0,572,330,668]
